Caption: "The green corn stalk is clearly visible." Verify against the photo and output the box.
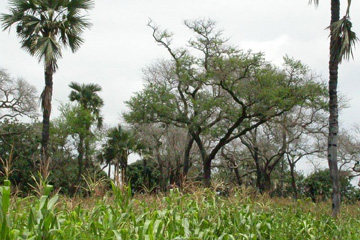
[0,180,12,240]
[26,184,60,240]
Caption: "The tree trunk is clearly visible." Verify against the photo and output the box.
[254,147,262,192]
[84,123,92,171]
[279,157,285,197]
[183,134,194,178]
[233,167,242,187]
[290,164,298,199]
[158,162,167,192]
[41,65,53,163]
[328,0,341,217]
[203,159,211,188]
[76,135,85,184]
[121,156,128,187]
[262,172,271,193]
[143,157,148,189]
[108,163,111,178]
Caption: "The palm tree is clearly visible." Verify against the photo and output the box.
[309,0,358,217]
[1,0,94,162]
[69,82,103,174]
[103,125,143,187]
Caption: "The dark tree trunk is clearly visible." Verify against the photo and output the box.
[183,134,194,179]
[254,147,262,192]
[279,157,285,197]
[233,167,242,186]
[143,157,148,189]
[108,163,111,178]
[84,123,92,171]
[41,65,53,162]
[121,155,128,186]
[289,163,298,199]
[76,135,85,184]
[328,0,341,217]
[203,159,211,188]
[158,162,167,192]
[262,172,271,193]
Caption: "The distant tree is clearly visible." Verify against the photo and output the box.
[103,125,143,187]
[0,68,37,123]
[1,0,94,162]
[127,159,161,193]
[59,103,93,184]
[132,123,196,190]
[304,169,359,203]
[333,127,360,187]
[126,20,327,187]
[241,101,327,196]
[309,0,358,217]
[69,82,104,172]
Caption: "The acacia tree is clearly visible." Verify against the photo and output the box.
[0,68,37,122]
[309,0,358,217]
[125,19,327,187]
[133,123,196,190]
[241,104,327,195]
[1,0,94,161]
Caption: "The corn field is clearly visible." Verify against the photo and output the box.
[1,181,360,240]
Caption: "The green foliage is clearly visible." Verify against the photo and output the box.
[0,120,41,193]
[127,160,161,192]
[125,19,328,187]
[1,0,94,69]
[1,181,360,239]
[304,169,359,202]
[0,108,106,195]
[68,82,104,129]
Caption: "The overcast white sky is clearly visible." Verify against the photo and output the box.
[1,0,360,171]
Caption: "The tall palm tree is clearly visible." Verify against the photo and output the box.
[309,0,358,217]
[69,82,103,173]
[1,0,94,162]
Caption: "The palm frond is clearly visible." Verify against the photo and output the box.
[329,17,359,63]
[67,0,95,11]
[1,0,94,71]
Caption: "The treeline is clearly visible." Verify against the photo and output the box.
[1,20,360,202]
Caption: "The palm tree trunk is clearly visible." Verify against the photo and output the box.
[76,135,85,184]
[328,0,341,217]
[84,123,91,171]
[41,65,53,162]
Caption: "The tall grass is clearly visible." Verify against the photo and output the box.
[1,181,360,239]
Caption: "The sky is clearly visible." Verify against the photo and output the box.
[1,0,360,172]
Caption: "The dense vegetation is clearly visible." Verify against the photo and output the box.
[1,0,360,238]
